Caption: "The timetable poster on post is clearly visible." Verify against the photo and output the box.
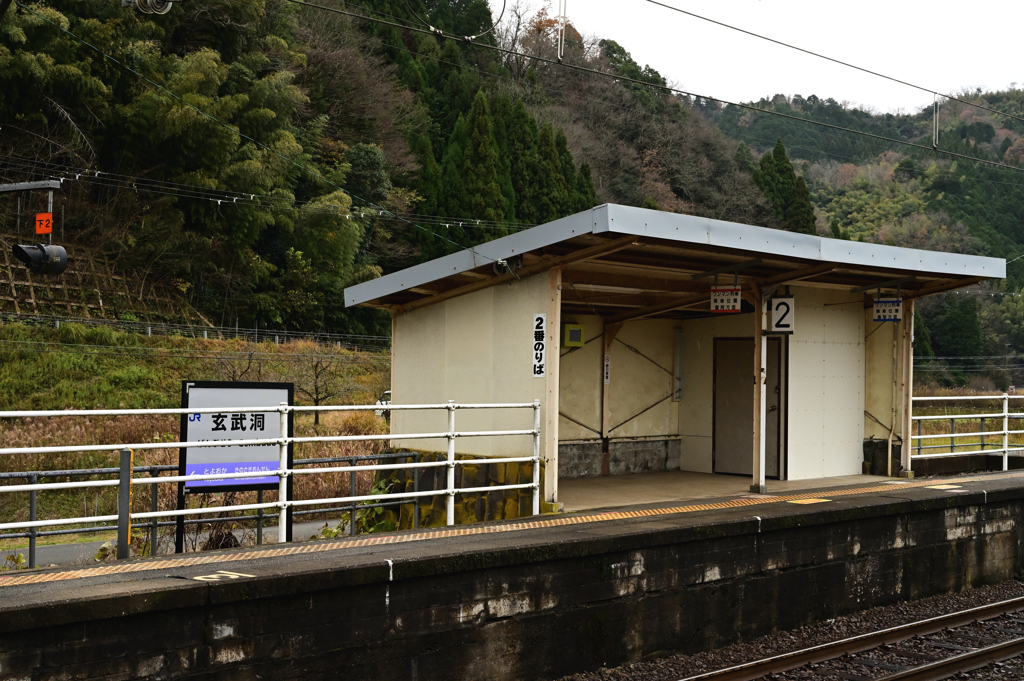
[179,381,293,493]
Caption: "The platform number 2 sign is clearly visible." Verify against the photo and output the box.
[769,296,795,335]
[532,313,546,378]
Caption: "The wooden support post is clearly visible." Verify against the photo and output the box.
[900,298,915,476]
[544,268,562,503]
[751,289,767,494]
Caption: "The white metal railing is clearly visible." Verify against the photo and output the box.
[0,400,541,565]
[910,394,1024,471]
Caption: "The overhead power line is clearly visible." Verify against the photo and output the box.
[403,0,506,41]
[294,0,1024,176]
[0,155,535,233]
[642,0,1024,127]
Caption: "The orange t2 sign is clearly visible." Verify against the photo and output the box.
[35,213,53,235]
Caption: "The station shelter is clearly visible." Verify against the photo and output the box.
[344,204,1005,506]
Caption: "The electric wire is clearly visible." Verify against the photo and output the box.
[642,0,1024,127]
[322,3,1024,211]
[10,2,502,264]
[0,155,535,232]
[402,0,505,41]
[290,0,1024,176]
[0,338,391,362]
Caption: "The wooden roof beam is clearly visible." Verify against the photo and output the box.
[395,235,640,314]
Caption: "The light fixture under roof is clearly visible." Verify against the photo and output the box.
[572,283,645,295]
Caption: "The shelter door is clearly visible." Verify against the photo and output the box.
[713,338,783,477]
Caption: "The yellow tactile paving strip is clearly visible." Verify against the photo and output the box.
[2,472,1021,588]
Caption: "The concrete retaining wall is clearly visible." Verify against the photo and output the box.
[2,485,1023,680]
[559,439,681,478]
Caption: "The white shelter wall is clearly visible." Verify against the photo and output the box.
[557,314,604,441]
[787,286,865,479]
[557,317,679,440]
[608,320,679,439]
[390,272,552,458]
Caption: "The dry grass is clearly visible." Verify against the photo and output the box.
[912,386,1024,457]
[0,408,391,555]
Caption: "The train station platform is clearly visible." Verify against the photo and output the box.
[3,470,1024,681]
[557,471,892,512]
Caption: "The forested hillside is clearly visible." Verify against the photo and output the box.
[0,0,768,336]
[715,91,1024,386]
[3,0,1024,385]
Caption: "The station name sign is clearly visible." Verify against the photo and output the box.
[179,381,293,492]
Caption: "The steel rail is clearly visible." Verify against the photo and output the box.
[676,595,1024,681]
[874,635,1024,680]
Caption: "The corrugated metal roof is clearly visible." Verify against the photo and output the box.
[345,204,1005,308]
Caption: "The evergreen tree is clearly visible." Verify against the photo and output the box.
[411,133,442,216]
[555,129,579,214]
[734,143,758,174]
[505,100,540,223]
[462,91,507,225]
[914,310,935,357]
[937,296,983,357]
[435,116,470,255]
[488,93,517,222]
[785,176,816,234]
[575,161,598,212]
[772,138,798,209]
[535,122,567,223]
[755,152,784,221]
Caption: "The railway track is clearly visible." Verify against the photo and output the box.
[679,596,1024,681]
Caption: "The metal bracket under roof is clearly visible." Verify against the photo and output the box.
[690,258,762,280]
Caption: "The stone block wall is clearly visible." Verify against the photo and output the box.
[3,485,1024,680]
[559,438,681,478]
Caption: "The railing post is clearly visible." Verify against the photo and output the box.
[278,403,290,543]
[446,401,456,526]
[981,417,986,451]
[532,399,541,517]
[916,419,921,458]
[413,452,420,530]
[1003,393,1010,471]
[149,469,158,556]
[257,490,263,545]
[28,473,37,569]
[117,449,132,560]
[348,460,356,536]
[950,418,955,455]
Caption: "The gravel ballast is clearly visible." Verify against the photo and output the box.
[558,580,1024,681]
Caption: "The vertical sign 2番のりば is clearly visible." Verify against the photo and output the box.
[175,381,293,552]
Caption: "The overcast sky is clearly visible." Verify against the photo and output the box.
[491,0,1022,114]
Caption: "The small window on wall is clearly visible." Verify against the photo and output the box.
[563,324,585,347]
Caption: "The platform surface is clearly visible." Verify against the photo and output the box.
[2,469,1023,620]
[558,471,892,512]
